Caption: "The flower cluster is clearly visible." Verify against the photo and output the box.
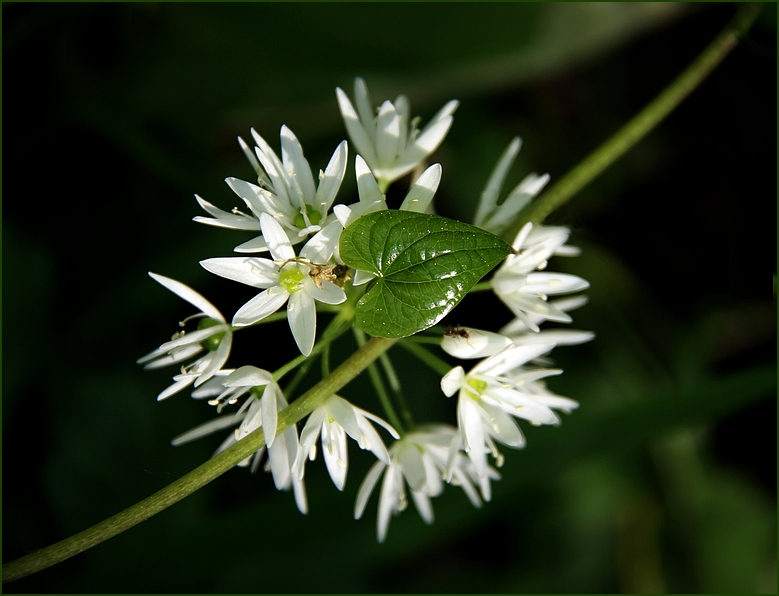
[139,78,591,541]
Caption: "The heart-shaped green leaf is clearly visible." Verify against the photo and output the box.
[339,210,512,338]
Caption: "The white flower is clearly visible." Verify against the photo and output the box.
[491,222,590,332]
[354,425,498,543]
[194,126,348,253]
[336,77,457,186]
[500,295,595,355]
[473,137,551,236]
[171,370,308,514]
[295,394,399,491]
[138,273,233,400]
[441,343,569,478]
[200,213,346,356]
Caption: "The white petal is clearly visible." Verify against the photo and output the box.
[336,87,378,166]
[157,375,196,401]
[399,163,441,213]
[458,397,486,478]
[307,280,346,305]
[410,491,434,525]
[200,257,278,288]
[377,464,401,543]
[148,273,224,321]
[524,272,590,295]
[322,422,348,491]
[353,269,377,286]
[314,140,348,213]
[355,155,384,205]
[333,204,353,227]
[354,460,386,520]
[375,101,401,166]
[280,125,316,204]
[223,365,274,387]
[194,331,232,386]
[299,220,342,263]
[288,291,316,356]
[474,343,556,376]
[233,287,289,327]
[171,411,245,446]
[479,401,525,447]
[260,213,295,262]
[233,235,269,254]
[474,137,521,226]
[326,395,360,440]
[261,387,279,448]
[440,367,465,397]
[389,115,453,181]
[491,269,528,296]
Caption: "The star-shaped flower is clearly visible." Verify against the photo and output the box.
[441,343,568,478]
[354,425,499,542]
[336,77,457,187]
[200,213,346,356]
[171,369,308,513]
[138,273,233,400]
[194,126,348,253]
[491,222,590,332]
[295,394,399,491]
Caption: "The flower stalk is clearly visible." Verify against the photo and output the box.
[2,3,762,584]
[2,336,397,584]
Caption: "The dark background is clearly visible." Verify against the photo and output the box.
[3,3,776,593]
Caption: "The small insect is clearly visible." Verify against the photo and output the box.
[278,258,352,289]
[444,325,474,346]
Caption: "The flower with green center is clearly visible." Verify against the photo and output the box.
[441,343,572,478]
[336,77,458,187]
[194,125,349,254]
[200,213,346,356]
[295,394,399,491]
[138,273,233,401]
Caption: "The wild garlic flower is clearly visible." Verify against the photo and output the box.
[138,273,233,401]
[172,369,308,514]
[500,295,595,352]
[355,425,498,543]
[440,343,570,478]
[200,213,346,356]
[336,77,457,187]
[295,394,399,491]
[194,126,348,253]
[473,137,551,236]
[491,222,590,332]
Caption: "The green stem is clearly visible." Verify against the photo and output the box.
[353,329,405,434]
[399,339,453,377]
[506,2,764,239]
[2,335,398,584]
[378,352,415,431]
[468,281,493,293]
[5,5,763,584]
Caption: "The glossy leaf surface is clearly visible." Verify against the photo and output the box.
[340,210,512,337]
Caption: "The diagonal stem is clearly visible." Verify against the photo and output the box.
[2,336,397,584]
[505,2,764,239]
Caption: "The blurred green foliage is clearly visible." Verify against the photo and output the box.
[3,3,776,593]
